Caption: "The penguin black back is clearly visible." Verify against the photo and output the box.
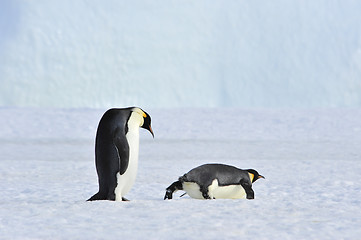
[182,164,251,187]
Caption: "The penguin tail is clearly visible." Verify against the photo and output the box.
[87,192,107,201]
[164,180,184,200]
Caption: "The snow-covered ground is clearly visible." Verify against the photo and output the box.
[1,107,361,239]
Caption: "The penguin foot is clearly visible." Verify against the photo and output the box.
[122,197,130,201]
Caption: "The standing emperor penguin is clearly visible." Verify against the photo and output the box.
[88,107,153,201]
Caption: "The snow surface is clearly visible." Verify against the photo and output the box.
[1,1,361,108]
[1,107,361,239]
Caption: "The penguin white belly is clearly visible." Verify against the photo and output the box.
[183,179,246,200]
[114,124,140,201]
[208,179,246,199]
[182,182,204,199]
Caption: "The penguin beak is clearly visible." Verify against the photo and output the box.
[142,124,154,138]
[258,175,265,179]
[141,112,154,138]
[149,125,154,138]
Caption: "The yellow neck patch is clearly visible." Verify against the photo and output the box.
[248,173,254,182]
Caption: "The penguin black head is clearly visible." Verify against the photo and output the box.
[246,169,265,183]
[138,108,154,138]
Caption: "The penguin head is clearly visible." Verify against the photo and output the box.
[246,169,265,183]
[141,111,154,138]
[132,107,154,137]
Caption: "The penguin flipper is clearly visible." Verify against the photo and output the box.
[113,127,130,175]
[240,180,255,199]
[200,186,211,199]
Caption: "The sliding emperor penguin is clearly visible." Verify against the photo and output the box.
[164,164,264,200]
[88,107,153,201]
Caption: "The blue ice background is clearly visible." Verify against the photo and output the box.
[1,0,361,108]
